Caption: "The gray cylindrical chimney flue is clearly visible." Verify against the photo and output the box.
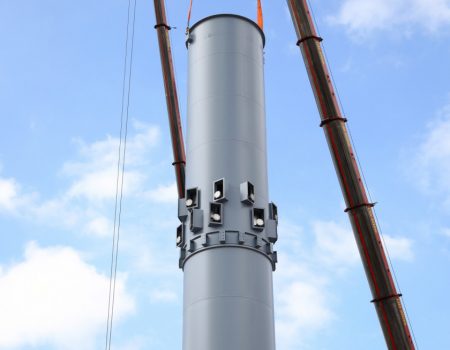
[177,14,278,350]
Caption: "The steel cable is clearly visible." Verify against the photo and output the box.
[104,0,137,349]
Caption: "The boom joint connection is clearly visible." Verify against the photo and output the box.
[319,117,348,127]
[344,202,376,213]
[371,293,403,304]
[154,23,172,30]
[296,35,323,46]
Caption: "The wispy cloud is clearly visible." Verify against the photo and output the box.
[62,120,160,176]
[410,98,450,210]
[276,280,333,348]
[383,234,414,262]
[0,121,186,349]
[274,218,414,349]
[149,289,178,303]
[84,216,113,237]
[0,121,170,238]
[0,177,36,214]
[63,121,160,202]
[329,0,450,37]
[312,220,359,268]
[66,168,145,201]
[0,242,135,350]
[145,182,177,204]
[0,177,21,212]
[275,220,352,349]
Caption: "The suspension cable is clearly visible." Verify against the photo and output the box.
[104,0,137,349]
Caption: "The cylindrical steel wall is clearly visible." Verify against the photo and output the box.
[186,15,268,233]
[180,14,277,350]
[183,249,275,350]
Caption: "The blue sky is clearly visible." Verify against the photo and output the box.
[1,0,449,349]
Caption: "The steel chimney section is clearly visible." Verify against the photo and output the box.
[178,14,278,350]
[286,1,415,349]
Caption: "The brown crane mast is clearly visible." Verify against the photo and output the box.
[153,0,186,199]
[286,0,415,349]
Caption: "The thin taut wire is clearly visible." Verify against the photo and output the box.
[107,0,137,348]
[104,0,136,349]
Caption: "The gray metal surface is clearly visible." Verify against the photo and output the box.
[179,14,278,267]
[180,14,277,350]
[183,248,276,350]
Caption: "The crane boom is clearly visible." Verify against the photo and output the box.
[153,0,186,198]
[286,1,415,348]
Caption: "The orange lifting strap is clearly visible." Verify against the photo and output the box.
[257,0,264,29]
[186,0,193,33]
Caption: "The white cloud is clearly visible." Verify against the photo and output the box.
[312,220,359,268]
[274,218,413,349]
[411,100,450,208]
[277,281,333,341]
[275,251,333,350]
[0,242,135,350]
[0,176,37,215]
[274,221,344,349]
[122,233,179,276]
[30,197,81,229]
[67,168,144,201]
[85,216,112,237]
[0,122,163,239]
[145,182,177,204]
[330,0,397,32]
[63,121,160,176]
[382,235,414,262]
[330,0,450,37]
[63,122,160,202]
[149,289,178,303]
[0,177,20,211]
